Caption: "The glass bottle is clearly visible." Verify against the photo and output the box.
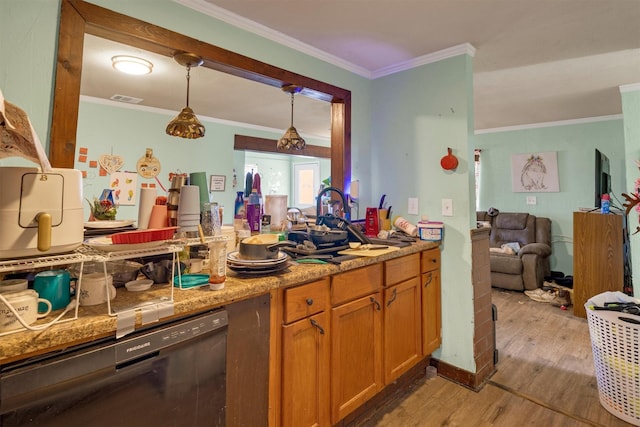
[208,240,226,290]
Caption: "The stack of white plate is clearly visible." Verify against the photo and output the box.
[226,251,289,275]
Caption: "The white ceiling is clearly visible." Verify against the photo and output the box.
[81,0,640,136]
[196,0,640,130]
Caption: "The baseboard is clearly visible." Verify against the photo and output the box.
[430,358,495,391]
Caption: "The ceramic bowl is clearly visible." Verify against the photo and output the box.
[125,279,154,292]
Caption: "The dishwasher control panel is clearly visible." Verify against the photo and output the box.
[115,309,228,364]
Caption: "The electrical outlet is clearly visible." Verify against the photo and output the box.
[442,199,453,216]
[526,196,537,205]
[408,198,419,215]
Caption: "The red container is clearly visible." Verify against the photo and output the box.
[110,226,178,244]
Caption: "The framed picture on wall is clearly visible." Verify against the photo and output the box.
[210,175,226,192]
[511,151,560,192]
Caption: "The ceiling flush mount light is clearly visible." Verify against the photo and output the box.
[277,85,306,150]
[166,52,205,140]
[111,55,153,75]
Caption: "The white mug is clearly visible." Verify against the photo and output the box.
[79,273,117,306]
[0,290,52,332]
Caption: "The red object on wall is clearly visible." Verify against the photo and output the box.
[440,147,459,171]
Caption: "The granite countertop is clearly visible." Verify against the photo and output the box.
[0,240,437,364]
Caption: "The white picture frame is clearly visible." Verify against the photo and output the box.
[210,175,226,192]
[511,151,559,192]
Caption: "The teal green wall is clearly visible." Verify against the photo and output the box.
[621,87,640,298]
[0,0,60,152]
[371,55,477,370]
[475,118,626,275]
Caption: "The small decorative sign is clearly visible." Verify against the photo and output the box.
[210,175,226,192]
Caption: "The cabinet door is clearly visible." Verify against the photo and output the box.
[422,269,442,355]
[330,292,383,424]
[281,311,330,427]
[383,278,422,384]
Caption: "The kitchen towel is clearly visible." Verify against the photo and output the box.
[137,186,157,230]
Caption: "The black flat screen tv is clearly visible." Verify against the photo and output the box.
[595,148,611,208]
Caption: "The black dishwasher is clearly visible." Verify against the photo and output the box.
[0,309,227,427]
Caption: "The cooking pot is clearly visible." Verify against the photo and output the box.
[141,260,187,284]
[238,234,294,260]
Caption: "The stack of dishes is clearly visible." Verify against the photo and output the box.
[227,251,290,275]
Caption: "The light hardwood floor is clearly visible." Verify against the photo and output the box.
[362,288,636,427]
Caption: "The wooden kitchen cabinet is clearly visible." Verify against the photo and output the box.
[280,278,330,427]
[330,264,383,424]
[421,248,442,355]
[383,254,421,384]
[270,249,442,427]
[281,311,330,427]
[331,292,383,423]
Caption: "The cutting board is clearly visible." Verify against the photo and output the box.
[338,246,401,257]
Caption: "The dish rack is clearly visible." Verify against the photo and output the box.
[0,252,86,336]
[0,243,182,336]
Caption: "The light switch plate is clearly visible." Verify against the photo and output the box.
[408,198,419,215]
[526,196,537,205]
[442,199,453,216]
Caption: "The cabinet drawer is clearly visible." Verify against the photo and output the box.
[331,264,383,306]
[385,253,419,286]
[421,248,441,273]
[284,278,330,324]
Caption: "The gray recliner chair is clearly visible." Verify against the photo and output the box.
[477,211,552,291]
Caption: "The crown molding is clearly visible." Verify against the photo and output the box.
[371,43,476,79]
[475,114,623,134]
[175,0,372,78]
[175,0,474,80]
[620,82,640,93]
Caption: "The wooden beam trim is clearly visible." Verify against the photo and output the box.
[234,135,331,159]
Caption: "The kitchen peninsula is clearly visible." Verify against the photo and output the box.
[0,240,440,427]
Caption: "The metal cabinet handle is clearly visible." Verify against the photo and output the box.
[386,288,397,307]
[310,318,325,334]
[424,272,433,287]
[370,296,381,311]
[306,298,313,306]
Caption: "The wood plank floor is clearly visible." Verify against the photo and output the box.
[361,288,636,427]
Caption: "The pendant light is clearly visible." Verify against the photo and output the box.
[166,52,205,139]
[277,85,306,150]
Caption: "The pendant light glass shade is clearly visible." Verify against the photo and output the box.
[277,85,306,150]
[166,53,205,140]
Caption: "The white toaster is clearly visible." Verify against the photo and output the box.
[0,167,84,259]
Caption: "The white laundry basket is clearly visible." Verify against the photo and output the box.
[585,303,640,426]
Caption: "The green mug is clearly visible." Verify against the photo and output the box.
[33,270,75,312]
